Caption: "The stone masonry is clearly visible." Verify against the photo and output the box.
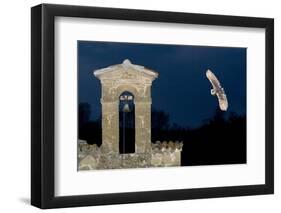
[78,59,183,170]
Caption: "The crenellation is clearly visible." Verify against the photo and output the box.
[78,140,183,170]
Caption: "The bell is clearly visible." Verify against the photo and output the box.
[122,103,131,112]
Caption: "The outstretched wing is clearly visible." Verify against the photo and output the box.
[206,69,221,89]
[217,91,228,111]
[206,69,228,111]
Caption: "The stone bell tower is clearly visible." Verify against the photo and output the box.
[78,59,183,170]
[93,59,158,154]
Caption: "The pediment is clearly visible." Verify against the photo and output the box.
[93,59,158,81]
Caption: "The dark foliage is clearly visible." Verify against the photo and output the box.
[151,107,246,166]
[79,103,246,166]
[78,103,102,146]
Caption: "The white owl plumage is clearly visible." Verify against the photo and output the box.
[206,69,228,111]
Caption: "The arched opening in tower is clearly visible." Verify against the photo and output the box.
[119,91,135,154]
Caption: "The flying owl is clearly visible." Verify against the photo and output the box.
[206,69,228,111]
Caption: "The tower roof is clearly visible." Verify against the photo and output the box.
[93,59,159,79]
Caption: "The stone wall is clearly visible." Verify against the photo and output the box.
[151,141,183,167]
[78,140,183,170]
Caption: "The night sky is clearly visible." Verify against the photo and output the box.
[78,41,246,128]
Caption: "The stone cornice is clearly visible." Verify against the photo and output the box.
[93,59,159,80]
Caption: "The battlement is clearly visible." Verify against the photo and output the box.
[152,141,183,152]
[78,140,183,170]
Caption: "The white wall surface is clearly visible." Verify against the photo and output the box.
[0,0,279,212]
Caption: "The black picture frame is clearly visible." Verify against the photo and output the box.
[31,3,274,209]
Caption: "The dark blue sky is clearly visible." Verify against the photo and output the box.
[78,41,246,128]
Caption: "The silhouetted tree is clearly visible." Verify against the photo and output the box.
[79,103,91,126]
[78,102,102,145]
[78,102,246,166]
[151,107,246,166]
[151,109,170,130]
[210,107,226,124]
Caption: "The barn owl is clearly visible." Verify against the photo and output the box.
[206,69,228,111]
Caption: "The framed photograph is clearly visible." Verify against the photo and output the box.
[31,3,274,209]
